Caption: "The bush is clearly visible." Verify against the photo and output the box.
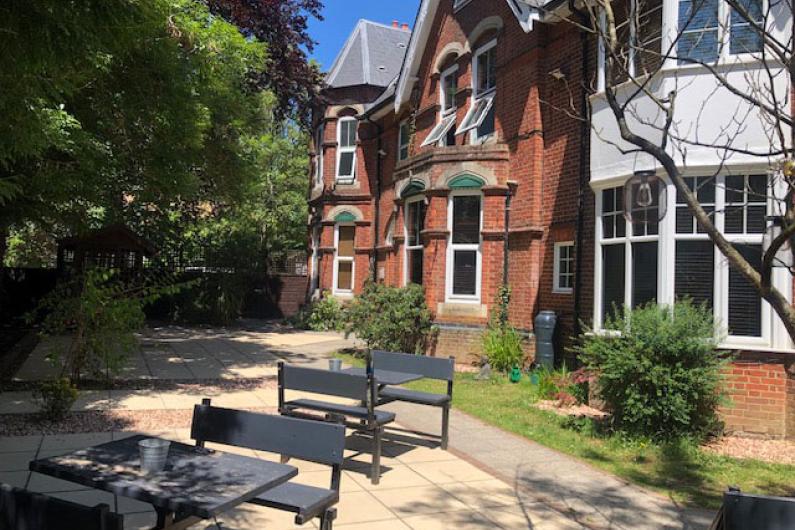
[576,301,727,440]
[292,292,347,332]
[482,326,524,373]
[163,273,249,325]
[34,378,78,421]
[346,282,432,354]
[532,365,590,405]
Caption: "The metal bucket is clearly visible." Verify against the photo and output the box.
[328,358,342,372]
[138,438,170,473]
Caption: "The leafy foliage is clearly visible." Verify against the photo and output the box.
[532,365,591,405]
[31,269,185,381]
[292,292,347,332]
[346,282,433,354]
[482,286,526,372]
[576,301,728,440]
[33,378,79,422]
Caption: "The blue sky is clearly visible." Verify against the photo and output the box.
[308,0,420,71]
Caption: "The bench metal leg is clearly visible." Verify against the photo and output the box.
[441,404,450,450]
[371,426,383,485]
[319,507,337,530]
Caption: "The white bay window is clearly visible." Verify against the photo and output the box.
[447,191,482,301]
[595,173,791,349]
[457,39,496,143]
[333,224,355,295]
[336,117,357,182]
[404,196,426,285]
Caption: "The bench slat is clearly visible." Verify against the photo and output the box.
[285,399,395,425]
[372,350,454,381]
[379,387,450,406]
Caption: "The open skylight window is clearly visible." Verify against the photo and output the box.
[421,114,457,147]
[455,95,494,135]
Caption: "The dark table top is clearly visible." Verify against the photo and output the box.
[29,435,298,519]
[340,367,423,386]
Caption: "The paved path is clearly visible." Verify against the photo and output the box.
[384,402,716,530]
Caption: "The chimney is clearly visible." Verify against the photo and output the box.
[392,20,399,28]
[401,23,410,30]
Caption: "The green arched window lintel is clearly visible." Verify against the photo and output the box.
[448,175,485,189]
[334,211,357,222]
[402,181,425,198]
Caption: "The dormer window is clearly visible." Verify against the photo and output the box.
[456,39,496,143]
[336,117,357,182]
[422,64,458,147]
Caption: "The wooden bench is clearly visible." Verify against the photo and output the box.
[190,399,345,530]
[711,487,795,530]
[372,350,455,449]
[278,362,393,484]
[0,483,123,530]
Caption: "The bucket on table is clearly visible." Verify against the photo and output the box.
[328,358,343,371]
[138,438,170,473]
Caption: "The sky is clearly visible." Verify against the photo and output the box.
[308,0,421,72]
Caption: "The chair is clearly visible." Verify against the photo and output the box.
[712,487,795,530]
[190,399,346,530]
[372,350,455,449]
[0,483,123,530]
[278,361,393,484]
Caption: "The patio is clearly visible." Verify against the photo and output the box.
[0,324,714,529]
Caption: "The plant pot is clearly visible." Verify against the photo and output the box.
[138,439,170,474]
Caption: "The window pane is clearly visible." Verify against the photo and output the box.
[338,226,355,257]
[409,249,423,285]
[338,152,354,177]
[676,206,694,233]
[453,196,481,244]
[477,47,496,93]
[337,262,353,291]
[675,240,714,309]
[407,201,426,246]
[632,242,657,308]
[443,72,457,111]
[728,244,762,337]
[602,244,626,324]
[340,120,356,147]
[477,102,496,138]
[726,174,745,203]
[678,0,719,63]
[637,2,664,74]
[730,0,763,54]
[453,250,477,295]
[725,205,744,233]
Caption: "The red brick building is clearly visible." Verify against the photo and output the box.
[308,1,795,437]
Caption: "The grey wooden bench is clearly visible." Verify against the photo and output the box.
[0,483,123,530]
[372,350,455,449]
[278,361,394,484]
[190,399,345,530]
[711,487,795,530]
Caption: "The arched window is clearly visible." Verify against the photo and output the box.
[336,116,357,182]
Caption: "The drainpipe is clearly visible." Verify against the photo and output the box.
[503,181,518,285]
[362,116,383,283]
[571,2,592,341]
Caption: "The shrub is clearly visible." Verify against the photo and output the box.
[294,292,347,332]
[34,378,78,421]
[482,326,524,373]
[532,365,590,404]
[481,286,526,372]
[164,273,249,325]
[346,282,432,354]
[576,301,727,440]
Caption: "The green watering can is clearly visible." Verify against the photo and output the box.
[510,365,522,383]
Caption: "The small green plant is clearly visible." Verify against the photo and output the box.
[576,300,728,440]
[345,281,432,354]
[481,286,526,372]
[34,378,78,421]
[295,292,347,332]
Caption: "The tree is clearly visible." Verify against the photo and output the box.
[544,0,795,340]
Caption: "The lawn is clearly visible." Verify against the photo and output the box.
[337,353,795,509]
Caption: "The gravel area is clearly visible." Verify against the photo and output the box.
[2,377,276,392]
[0,407,278,437]
[535,399,609,419]
[703,436,795,465]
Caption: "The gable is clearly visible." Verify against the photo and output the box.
[394,0,542,111]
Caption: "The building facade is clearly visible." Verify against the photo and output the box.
[308,1,795,437]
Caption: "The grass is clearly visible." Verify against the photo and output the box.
[337,352,795,509]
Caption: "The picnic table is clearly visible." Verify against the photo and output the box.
[339,366,422,386]
[29,434,298,530]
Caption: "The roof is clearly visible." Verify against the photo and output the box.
[394,0,543,111]
[325,20,411,89]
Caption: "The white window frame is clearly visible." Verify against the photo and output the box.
[421,64,459,148]
[310,225,321,293]
[403,195,425,285]
[446,190,483,303]
[398,120,410,161]
[453,0,473,11]
[441,64,459,117]
[332,223,355,296]
[314,123,324,186]
[456,39,497,143]
[553,242,575,294]
[593,172,792,351]
[336,117,357,182]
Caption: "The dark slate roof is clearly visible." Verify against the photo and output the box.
[325,20,411,89]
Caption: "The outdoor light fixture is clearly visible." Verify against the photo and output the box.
[623,170,667,224]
